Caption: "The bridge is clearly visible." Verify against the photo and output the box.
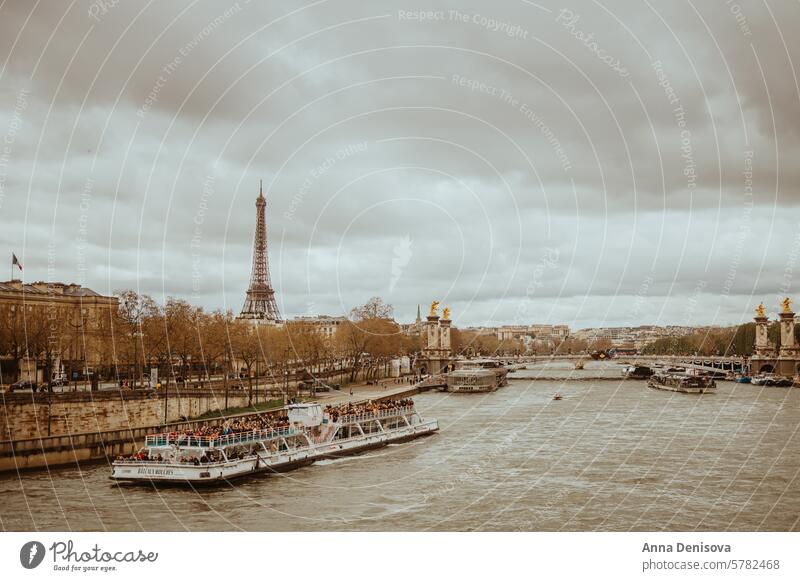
[480,354,748,374]
[614,355,747,374]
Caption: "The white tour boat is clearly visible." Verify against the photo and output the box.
[111,401,438,485]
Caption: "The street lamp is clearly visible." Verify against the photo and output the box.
[283,347,291,406]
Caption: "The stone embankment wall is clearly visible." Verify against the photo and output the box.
[0,389,268,441]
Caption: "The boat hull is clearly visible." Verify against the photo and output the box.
[647,383,712,394]
[647,376,715,394]
[444,386,497,393]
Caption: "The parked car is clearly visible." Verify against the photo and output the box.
[49,378,67,388]
[9,380,37,392]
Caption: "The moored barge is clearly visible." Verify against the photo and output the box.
[444,359,509,392]
[647,373,716,394]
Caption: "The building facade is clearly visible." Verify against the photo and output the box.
[0,280,118,384]
[292,315,347,340]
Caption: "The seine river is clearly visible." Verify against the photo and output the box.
[2,361,798,531]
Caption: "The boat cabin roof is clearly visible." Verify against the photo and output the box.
[449,369,497,377]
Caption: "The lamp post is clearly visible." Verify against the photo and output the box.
[66,310,87,392]
[255,356,260,406]
[132,330,144,389]
[223,351,230,411]
[283,347,291,405]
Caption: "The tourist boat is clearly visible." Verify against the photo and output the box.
[751,373,792,387]
[110,402,438,485]
[647,373,716,394]
[447,359,509,392]
[445,368,502,392]
[574,361,585,370]
[552,393,563,400]
[733,374,752,384]
[622,365,654,380]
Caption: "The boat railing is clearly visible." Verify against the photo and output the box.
[321,415,431,445]
[144,427,298,448]
[333,406,415,424]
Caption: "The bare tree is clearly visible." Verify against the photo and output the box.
[116,290,158,387]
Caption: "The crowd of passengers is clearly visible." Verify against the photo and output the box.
[190,415,291,439]
[324,398,414,422]
[116,398,415,462]
[115,414,291,463]
[149,414,292,445]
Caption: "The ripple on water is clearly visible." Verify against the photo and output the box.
[2,376,799,531]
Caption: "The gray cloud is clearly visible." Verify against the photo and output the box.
[1,0,799,328]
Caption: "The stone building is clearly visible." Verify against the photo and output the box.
[0,280,118,384]
[291,314,347,340]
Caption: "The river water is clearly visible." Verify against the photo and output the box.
[2,361,798,531]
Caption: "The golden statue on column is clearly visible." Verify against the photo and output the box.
[782,297,792,313]
[755,302,766,318]
[443,307,450,320]
[429,301,440,317]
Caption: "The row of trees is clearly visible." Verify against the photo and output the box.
[0,301,85,387]
[0,292,421,396]
[115,293,421,390]
[639,322,800,357]
[450,331,612,357]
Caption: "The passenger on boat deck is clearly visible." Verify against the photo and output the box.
[323,398,413,421]
[121,413,293,462]
[164,414,291,443]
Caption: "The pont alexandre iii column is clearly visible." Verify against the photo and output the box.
[778,298,798,357]
[439,315,452,353]
[753,302,771,357]
[426,314,440,351]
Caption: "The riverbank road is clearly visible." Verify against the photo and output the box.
[313,379,421,406]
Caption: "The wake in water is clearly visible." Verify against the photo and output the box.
[315,452,389,466]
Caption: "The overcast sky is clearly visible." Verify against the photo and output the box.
[1,0,799,329]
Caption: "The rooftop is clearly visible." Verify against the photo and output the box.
[0,280,108,298]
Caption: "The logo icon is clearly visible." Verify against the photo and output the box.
[20,541,45,569]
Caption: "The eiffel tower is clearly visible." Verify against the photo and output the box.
[240,181,282,323]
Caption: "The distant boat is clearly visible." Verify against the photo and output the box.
[622,365,654,380]
[552,393,563,401]
[647,373,716,394]
[752,373,792,387]
[733,375,751,384]
[574,361,585,370]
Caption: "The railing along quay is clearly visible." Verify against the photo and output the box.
[0,387,283,404]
